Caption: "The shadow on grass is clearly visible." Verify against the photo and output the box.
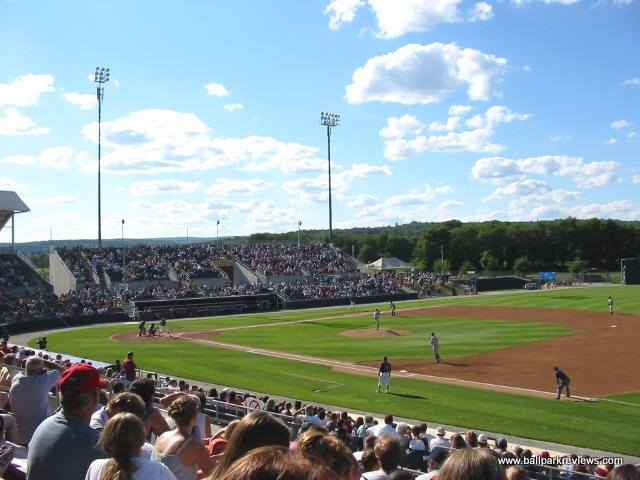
[388,392,428,400]
[440,361,469,367]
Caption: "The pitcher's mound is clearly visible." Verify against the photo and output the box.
[340,328,409,338]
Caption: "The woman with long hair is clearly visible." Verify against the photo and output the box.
[439,448,507,480]
[211,411,291,478]
[152,396,215,480]
[129,378,169,439]
[85,413,176,480]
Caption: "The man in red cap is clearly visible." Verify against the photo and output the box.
[27,364,107,480]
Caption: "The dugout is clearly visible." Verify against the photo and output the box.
[134,293,278,320]
[622,258,640,285]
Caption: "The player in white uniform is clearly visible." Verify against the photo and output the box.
[377,357,392,393]
[608,296,614,314]
[373,309,381,330]
[430,332,441,363]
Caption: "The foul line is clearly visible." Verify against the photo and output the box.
[597,398,640,408]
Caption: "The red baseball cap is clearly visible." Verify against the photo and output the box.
[59,364,107,395]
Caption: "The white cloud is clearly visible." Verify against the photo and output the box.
[623,77,640,85]
[550,133,572,142]
[224,102,244,112]
[62,92,97,110]
[245,200,298,229]
[471,155,619,188]
[204,82,230,97]
[129,179,203,196]
[0,177,21,190]
[632,175,640,184]
[80,109,327,175]
[387,184,453,206]
[569,200,640,220]
[379,114,421,138]
[483,178,552,201]
[449,105,473,116]
[0,74,55,106]
[605,138,618,145]
[325,0,365,30]
[0,154,37,166]
[367,0,463,38]
[511,0,578,5]
[346,194,379,208]
[611,119,631,129]
[283,163,391,204]
[612,0,633,5]
[382,105,530,160]
[0,108,50,136]
[346,42,507,105]
[29,195,83,206]
[206,178,274,196]
[523,65,532,72]
[469,2,494,21]
[39,146,74,169]
[627,132,638,139]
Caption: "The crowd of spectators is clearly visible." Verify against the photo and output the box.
[275,272,403,300]
[226,243,356,276]
[85,245,168,282]
[116,280,202,302]
[402,272,448,296]
[156,244,225,278]
[58,285,122,315]
[0,344,636,480]
[56,246,96,284]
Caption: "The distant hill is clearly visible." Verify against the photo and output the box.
[0,237,221,254]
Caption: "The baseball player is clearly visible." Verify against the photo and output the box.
[430,332,441,363]
[350,299,355,312]
[554,366,571,399]
[389,301,396,317]
[159,317,175,339]
[373,308,381,331]
[608,296,614,315]
[377,356,392,393]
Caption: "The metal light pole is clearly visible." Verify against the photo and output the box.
[121,219,126,283]
[320,112,340,242]
[297,220,301,249]
[94,67,110,248]
[216,220,220,248]
[440,244,444,275]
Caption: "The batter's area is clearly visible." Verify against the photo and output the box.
[361,306,639,398]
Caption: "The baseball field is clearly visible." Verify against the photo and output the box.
[30,285,640,456]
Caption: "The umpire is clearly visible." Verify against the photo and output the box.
[554,366,571,399]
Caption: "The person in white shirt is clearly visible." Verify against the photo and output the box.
[366,415,398,438]
[415,448,449,480]
[373,309,382,331]
[362,434,403,480]
[429,333,441,363]
[429,426,450,450]
[85,412,176,480]
[10,356,65,445]
[608,296,614,314]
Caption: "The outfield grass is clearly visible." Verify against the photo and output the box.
[216,316,572,362]
[33,285,640,456]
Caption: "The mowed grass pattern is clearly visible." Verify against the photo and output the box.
[36,285,640,456]
[216,316,571,362]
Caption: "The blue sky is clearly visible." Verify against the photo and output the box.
[0,0,638,242]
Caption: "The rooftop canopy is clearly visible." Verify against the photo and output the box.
[0,191,30,233]
[368,257,415,271]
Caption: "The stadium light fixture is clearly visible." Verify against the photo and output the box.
[94,66,110,248]
[320,112,340,242]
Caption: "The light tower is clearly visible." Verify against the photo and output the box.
[320,112,340,242]
[94,66,110,248]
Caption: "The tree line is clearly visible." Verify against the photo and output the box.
[250,218,640,273]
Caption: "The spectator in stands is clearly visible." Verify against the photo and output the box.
[495,438,508,455]
[360,436,380,473]
[160,391,211,440]
[27,364,107,480]
[609,465,640,480]
[466,430,478,447]
[297,428,360,480]
[450,433,467,449]
[430,426,451,450]
[390,472,415,480]
[122,351,137,382]
[90,391,146,431]
[152,396,215,480]
[10,355,65,445]
[362,434,404,480]
[507,466,530,480]
[415,448,449,480]
[437,448,506,480]
[367,414,396,437]
[0,353,17,388]
[130,378,169,439]
[214,445,338,480]
[85,413,176,480]
[294,404,323,428]
[207,420,239,456]
[404,426,428,471]
[477,433,489,448]
[213,411,291,478]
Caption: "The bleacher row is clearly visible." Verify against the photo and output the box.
[0,243,436,324]
[0,345,633,480]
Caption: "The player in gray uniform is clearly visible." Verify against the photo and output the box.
[430,332,441,363]
[373,309,381,331]
[608,296,614,314]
